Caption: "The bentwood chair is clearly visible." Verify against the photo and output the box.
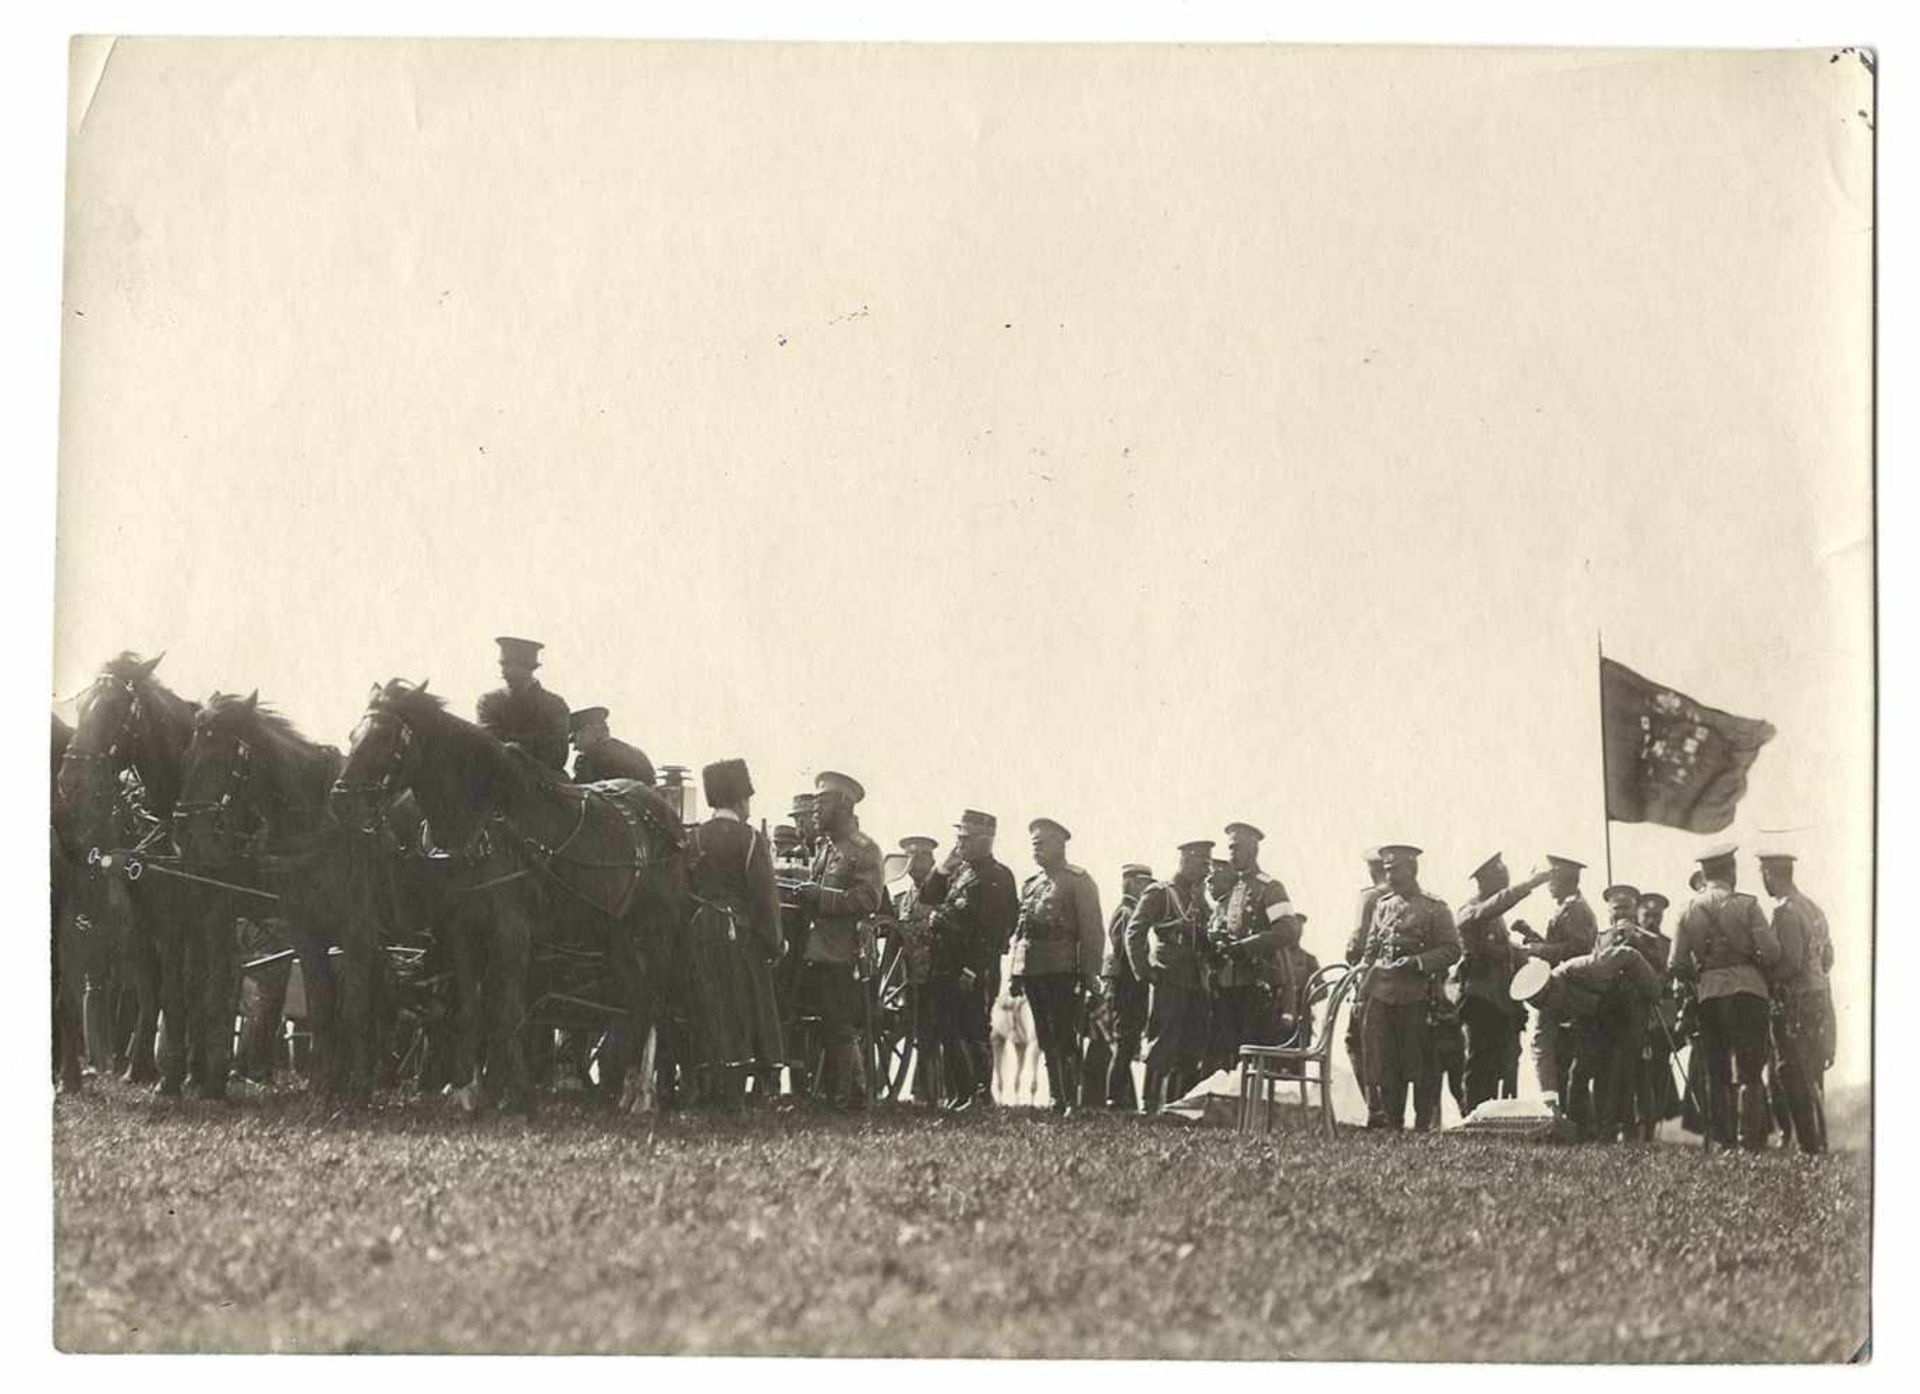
[1236,962,1359,1138]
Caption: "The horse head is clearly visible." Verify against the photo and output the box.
[58,652,170,850]
[175,690,266,868]
[331,679,434,834]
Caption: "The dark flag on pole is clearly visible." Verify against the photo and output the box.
[1600,658,1776,834]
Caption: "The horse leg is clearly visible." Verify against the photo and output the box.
[607,920,652,1115]
[448,912,486,1110]
[486,902,534,1116]
[125,899,162,1085]
[154,902,188,1097]
[194,901,238,1100]
[55,900,88,1095]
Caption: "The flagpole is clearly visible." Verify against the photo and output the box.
[1597,631,1614,884]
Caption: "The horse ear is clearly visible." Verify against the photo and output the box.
[138,652,165,678]
[417,679,430,696]
[368,682,384,706]
[244,689,259,713]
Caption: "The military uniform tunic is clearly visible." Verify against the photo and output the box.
[1011,863,1105,1109]
[1127,877,1213,1107]
[1767,887,1833,1153]
[475,682,572,772]
[1359,884,1460,1129]
[1529,890,1599,1100]
[1095,892,1147,1111]
[1673,879,1781,1150]
[683,811,785,1069]
[572,736,656,787]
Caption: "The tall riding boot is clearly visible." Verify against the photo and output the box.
[1142,1067,1165,1115]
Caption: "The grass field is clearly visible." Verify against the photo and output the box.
[54,1079,1870,1360]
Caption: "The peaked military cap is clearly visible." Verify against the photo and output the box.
[1364,846,1386,866]
[1695,841,1739,864]
[1178,838,1217,856]
[702,759,754,808]
[568,706,609,733]
[1638,891,1670,911]
[955,809,997,834]
[1757,850,1798,865]
[1546,854,1587,871]
[494,636,544,667]
[790,792,817,813]
[814,770,866,804]
[772,824,799,843]
[1602,883,1641,905]
[1470,853,1505,881]
[899,835,939,854]
[1028,817,1072,841]
[1224,821,1265,841]
[1379,843,1424,859]
[1120,862,1154,880]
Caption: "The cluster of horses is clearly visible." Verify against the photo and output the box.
[51,654,691,1114]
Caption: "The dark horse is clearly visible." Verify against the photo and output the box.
[177,691,442,1100]
[331,680,688,1114]
[54,653,209,1094]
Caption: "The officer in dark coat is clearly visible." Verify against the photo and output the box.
[1344,849,1388,1113]
[892,835,942,1104]
[918,809,1020,1111]
[475,636,571,772]
[683,758,784,1107]
[568,707,657,786]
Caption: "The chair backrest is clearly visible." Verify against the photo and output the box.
[1290,962,1360,1056]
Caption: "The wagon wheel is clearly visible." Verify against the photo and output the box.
[871,945,916,1102]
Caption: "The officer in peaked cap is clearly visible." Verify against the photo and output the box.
[1759,850,1833,1154]
[1207,821,1308,1073]
[1525,853,1599,1104]
[1009,818,1105,1113]
[1126,839,1216,1111]
[475,636,571,772]
[885,835,942,1104]
[1345,847,1392,1111]
[1672,842,1781,1150]
[1355,844,1461,1130]
[567,706,657,787]
[919,808,1020,1109]
[1088,861,1156,1111]
[789,770,885,1108]
[1452,852,1550,1114]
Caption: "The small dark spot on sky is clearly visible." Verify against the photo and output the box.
[73,309,85,317]
[777,335,788,347]
[1003,323,1012,329]
[478,446,486,455]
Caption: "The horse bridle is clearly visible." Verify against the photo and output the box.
[172,729,264,858]
[330,708,419,835]
[61,679,144,826]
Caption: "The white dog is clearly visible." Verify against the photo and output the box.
[990,980,1039,1106]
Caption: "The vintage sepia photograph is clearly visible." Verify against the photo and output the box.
[41,26,1875,1363]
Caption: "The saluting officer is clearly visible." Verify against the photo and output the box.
[1356,843,1461,1131]
[1672,843,1781,1151]
[476,636,572,771]
[1207,822,1306,1063]
[567,707,657,786]
[918,810,1020,1111]
[1760,851,1833,1155]
[790,771,886,1109]
[1010,818,1105,1115]
[1520,854,1599,1102]
[1453,853,1550,1114]
[1090,862,1154,1111]
[1127,840,1216,1112]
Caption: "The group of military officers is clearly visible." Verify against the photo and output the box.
[475,637,1838,1146]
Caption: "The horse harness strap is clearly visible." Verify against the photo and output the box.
[519,784,680,921]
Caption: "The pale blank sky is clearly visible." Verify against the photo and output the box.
[57,41,1873,1082]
